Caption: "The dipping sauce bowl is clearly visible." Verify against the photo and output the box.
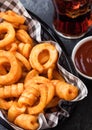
[71,36,92,80]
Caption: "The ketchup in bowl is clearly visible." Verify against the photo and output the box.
[72,36,92,79]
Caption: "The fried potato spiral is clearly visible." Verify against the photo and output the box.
[18,42,32,58]
[27,84,48,115]
[24,76,55,105]
[15,52,31,70]
[0,22,15,48]
[18,85,40,106]
[0,10,25,24]
[8,101,26,122]
[16,29,33,44]
[24,69,39,83]
[14,114,39,130]
[29,42,58,73]
[0,50,22,85]
[55,80,79,101]
[0,83,24,98]
[0,98,13,110]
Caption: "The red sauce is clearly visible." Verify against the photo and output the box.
[75,40,92,77]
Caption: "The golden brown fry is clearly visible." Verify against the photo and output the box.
[0,56,9,64]
[18,42,32,58]
[0,83,24,98]
[9,43,18,52]
[47,64,55,79]
[0,50,22,85]
[18,85,39,106]
[0,98,13,110]
[14,114,39,130]
[25,76,55,106]
[29,42,58,73]
[5,42,18,52]
[8,101,26,122]
[0,55,11,74]
[9,22,19,29]
[16,29,33,44]
[24,69,39,84]
[55,81,79,101]
[27,84,48,114]
[15,52,31,71]
[0,10,26,24]
[19,24,28,31]
[0,22,15,48]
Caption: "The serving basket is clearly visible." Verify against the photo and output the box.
[0,1,88,129]
[0,9,85,130]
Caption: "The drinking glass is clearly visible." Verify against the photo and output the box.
[52,0,92,39]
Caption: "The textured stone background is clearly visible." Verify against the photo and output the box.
[20,0,54,27]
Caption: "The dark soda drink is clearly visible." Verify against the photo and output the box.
[52,0,92,39]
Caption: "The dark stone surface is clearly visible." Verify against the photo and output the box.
[0,0,92,130]
[0,124,8,130]
[20,0,54,27]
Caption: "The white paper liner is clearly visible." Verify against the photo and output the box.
[0,0,88,130]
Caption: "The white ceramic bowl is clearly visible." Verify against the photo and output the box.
[71,36,92,80]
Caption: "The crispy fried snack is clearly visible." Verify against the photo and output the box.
[24,76,55,105]
[18,85,40,106]
[55,80,79,101]
[47,64,55,79]
[15,52,31,71]
[0,83,24,98]
[24,69,39,83]
[29,42,58,73]
[0,22,15,48]
[0,10,26,24]
[8,101,26,122]
[0,98,13,110]
[14,114,39,130]
[0,50,22,85]
[6,42,18,52]
[27,84,48,115]
[16,29,33,44]
[18,42,32,58]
